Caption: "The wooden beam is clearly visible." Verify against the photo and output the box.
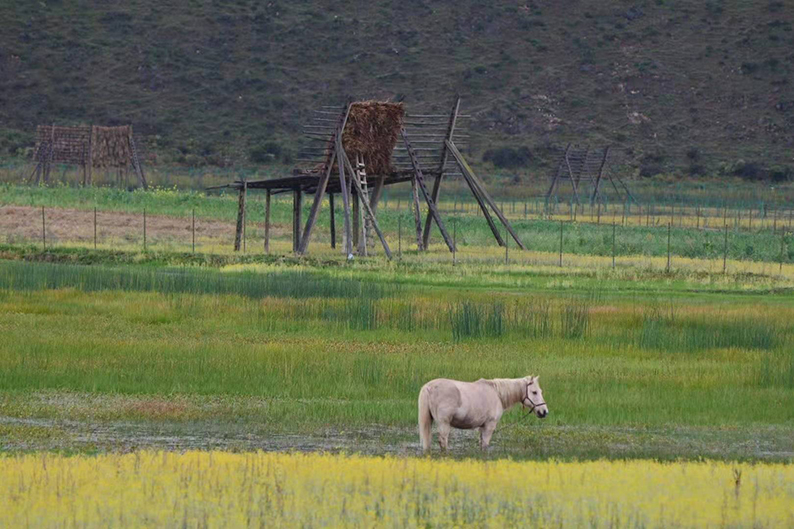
[590,146,611,204]
[340,151,392,259]
[544,143,570,203]
[292,188,303,253]
[336,136,354,258]
[264,189,271,254]
[402,130,456,252]
[233,181,247,251]
[297,103,352,255]
[422,96,460,248]
[446,140,526,250]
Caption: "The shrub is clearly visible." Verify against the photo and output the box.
[482,146,532,169]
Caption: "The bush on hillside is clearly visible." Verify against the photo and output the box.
[482,146,532,169]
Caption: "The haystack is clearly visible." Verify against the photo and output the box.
[91,126,134,168]
[341,101,404,175]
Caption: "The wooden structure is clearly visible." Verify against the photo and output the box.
[544,145,635,206]
[30,125,147,188]
[216,98,525,257]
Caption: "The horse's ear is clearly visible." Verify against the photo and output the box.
[528,375,536,384]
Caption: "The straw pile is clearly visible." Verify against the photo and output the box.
[91,126,133,168]
[342,101,404,175]
[34,126,90,165]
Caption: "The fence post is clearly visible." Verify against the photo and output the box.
[143,208,147,252]
[192,208,196,254]
[41,206,46,249]
[93,207,97,250]
[723,222,729,274]
[398,215,402,260]
[612,222,616,269]
[666,222,671,273]
[780,230,787,273]
[559,220,564,267]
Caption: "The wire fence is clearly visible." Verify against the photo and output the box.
[2,198,792,277]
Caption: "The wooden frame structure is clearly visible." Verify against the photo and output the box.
[30,124,147,189]
[215,98,525,256]
[544,145,635,206]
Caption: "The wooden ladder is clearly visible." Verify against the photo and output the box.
[355,155,373,256]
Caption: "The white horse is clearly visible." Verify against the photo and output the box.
[418,375,548,453]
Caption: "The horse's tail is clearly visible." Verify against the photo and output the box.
[418,384,433,453]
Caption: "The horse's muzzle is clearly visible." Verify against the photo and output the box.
[536,409,548,419]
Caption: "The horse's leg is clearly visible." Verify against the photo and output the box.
[437,421,451,452]
[480,421,497,451]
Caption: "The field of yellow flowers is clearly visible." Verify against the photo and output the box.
[1,451,792,527]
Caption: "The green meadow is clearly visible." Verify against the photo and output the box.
[1,257,793,460]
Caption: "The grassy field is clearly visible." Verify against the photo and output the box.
[2,185,794,526]
[2,451,793,527]
[1,257,793,460]
[2,184,793,267]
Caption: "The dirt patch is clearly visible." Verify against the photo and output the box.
[0,206,239,247]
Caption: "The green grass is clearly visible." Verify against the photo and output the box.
[1,261,793,430]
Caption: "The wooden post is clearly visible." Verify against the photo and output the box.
[93,207,97,249]
[723,222,729,274]
[559,220,563,267]
[192,208,196,253]
[264,190,271,254]
[398,216,402,259]
[353,186,361,249]
[666,222,671,273]
[143,208,147,252]
[234,182,246,252]
[780,231,786,273]
[87,126,93,186]
[41,206,46,249]
[410,173,423,250]
[292,188,303,253]
[612,222,616,269]
[329,193,336,249]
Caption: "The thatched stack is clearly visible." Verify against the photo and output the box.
[342,101,404,175]
[91,126,134,168]
[34,125,90,165]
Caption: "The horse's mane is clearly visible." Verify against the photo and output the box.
[484,377,527,408]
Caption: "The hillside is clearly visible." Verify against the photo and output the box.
[1,0,792,179]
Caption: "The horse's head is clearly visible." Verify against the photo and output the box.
[522,376,548,419]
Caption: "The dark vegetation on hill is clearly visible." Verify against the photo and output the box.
[0,0,792,180]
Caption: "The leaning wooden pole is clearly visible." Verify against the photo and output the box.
[446,140,526,250]
[340,151,392,259]
[422,96,460,248]
[590,146,610,205]
[336,137,354,258]
[544,143,571,204]
[402,130,456,252]
[297,103,351,255]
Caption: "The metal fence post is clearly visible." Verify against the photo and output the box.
[93,207,97,249]
[143,208,147,252]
